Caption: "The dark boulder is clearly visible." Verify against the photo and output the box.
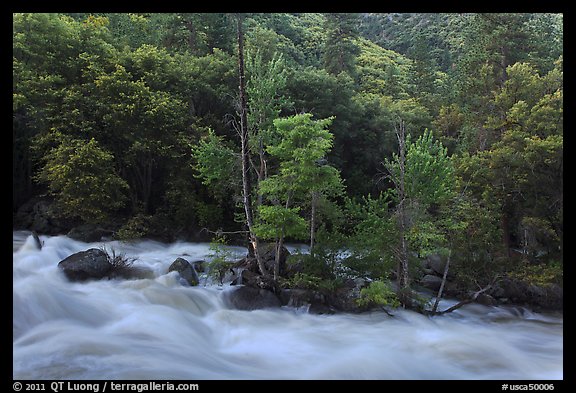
[191,260,205,273]
[168,258,199,286]
[476,293,497,306]
[229,243,290,291]
[31,231,43,250]
[231,268,274,288]
[58,248,153,282]
[426,254,455,279]
[526,283,563,310]
[309,302,335,315]
[420,274,444,291]
[232,243,290,277]
[226,286,281,310]
[279,288,317,307]
[230,267,250,286]
[260,243,290,276]
[326,278,371,313]
[67,224,111,243]
[58,248,112,281]
[232,256,259,273]
[279,288,334,314]
[14,198,71,235]
[109,266,154,280]
[485,277,563,310]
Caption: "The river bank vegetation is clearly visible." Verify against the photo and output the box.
[13,13,562,310]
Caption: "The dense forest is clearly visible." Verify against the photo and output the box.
[13,13,563,308]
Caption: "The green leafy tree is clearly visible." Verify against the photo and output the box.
[457,58,562,261]
[343,193,397,279]
[355,37,414,99]
[384,127,454,305]
[91,61,188,212]
[35,137,128,223]
[322,13,360,76]
[255,113,343,280]
[192,129,238,200]
[245,49,290,191]
[13,13,118,209]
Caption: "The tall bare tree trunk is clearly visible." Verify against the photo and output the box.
[274,233,284,282]
[236,14,267,277]
[395,120,410,305]
[274,194,292,282]
[432,250,451,313]
[310,191,318,253]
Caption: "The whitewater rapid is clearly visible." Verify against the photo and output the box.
[13,231,563,380]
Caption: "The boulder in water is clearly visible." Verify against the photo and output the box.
[191,260,205,273]
[426,254,455,279]
[420,274,444,291]
[279,288,334,314]
[168,257,199,286]
[325,277,371,313]
[490,277,563,310]
[58,248,112,281]
[67,224,110,243]
[260,243,290,276]
[232,243,290,277]
[109,265,154,280]
[226,286,281,310]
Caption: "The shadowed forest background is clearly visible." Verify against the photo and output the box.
[13,13,563,307]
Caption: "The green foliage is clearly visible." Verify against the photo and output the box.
[407,221,447,258]
[323,13,360,76]
[342,193,396,278]
[35,136,128,223]
[191,129,238,199]
[268,113,334,162]
[246,49,290,149]
[206,236,235,285]
[245,48,291,190]
[115,213,153,241]
[283,272,322,290]
[355,37,414,98]
[13,12,562,284]
[356,280,400,308]
[288,232,342,280]
[256,113,342,246]
[432,103,465,153]
[282,270,342,292]
[508,260,563,287]
[99,244,138,270]
[266,113,343,199]
[386,129,454,207]
[254,205,308,241]
[160,167,226,234]
[477,129,563,263]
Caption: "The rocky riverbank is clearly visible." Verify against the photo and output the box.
[30,228,562,314]
[204,243,563,314]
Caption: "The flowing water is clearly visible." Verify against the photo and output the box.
[13,231,563,380]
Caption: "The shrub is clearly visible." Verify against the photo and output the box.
[356,280,400,308]
[34,136,129,223]
[205,236,235,285]
[99,244,138,271]
[115,213,153,240]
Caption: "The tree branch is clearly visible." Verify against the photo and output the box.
[429,275,501,315]
[199,227,250,237]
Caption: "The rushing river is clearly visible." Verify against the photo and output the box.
[13,231,563,380]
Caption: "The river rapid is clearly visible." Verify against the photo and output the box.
[13,231,563,380]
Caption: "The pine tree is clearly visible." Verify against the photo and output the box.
[323,13,360,76]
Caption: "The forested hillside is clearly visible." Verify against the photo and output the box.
[13,13,563,306]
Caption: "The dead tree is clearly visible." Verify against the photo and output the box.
[236,14,267,277]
